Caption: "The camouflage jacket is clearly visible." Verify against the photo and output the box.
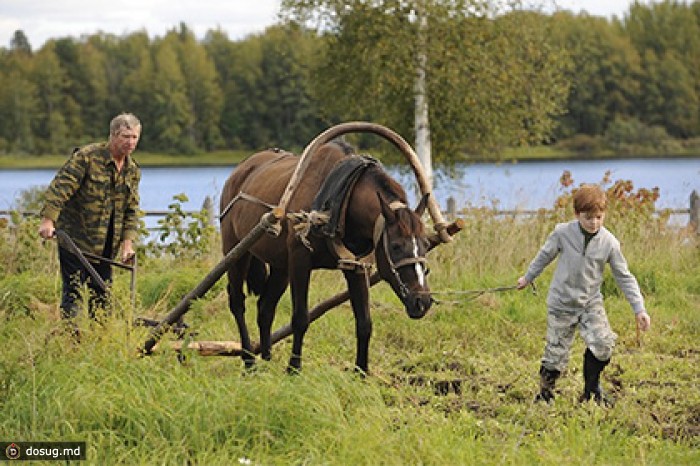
[40,142,141,258]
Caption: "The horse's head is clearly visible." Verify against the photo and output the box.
[374,193,432,319]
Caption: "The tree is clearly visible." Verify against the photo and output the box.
[151,37,195,153]
[638,50,698,138]
[256,24,326,149]
[205,25,325,151]
[171,24,224,151]
[30,42,70,154]
[624,0,700,137]
[550,12,642,137]
[281,0,571,189]
[203,29,251,148]
[0,44,38,153]
[10,30,32,55]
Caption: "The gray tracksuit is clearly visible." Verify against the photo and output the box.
[525,220,646,368]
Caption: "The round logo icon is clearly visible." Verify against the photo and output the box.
[6,443,21,460]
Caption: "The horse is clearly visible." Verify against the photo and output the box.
[219,140,433,373]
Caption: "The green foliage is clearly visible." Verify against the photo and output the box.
[11,184,47,212]
[145,193,217,259]
[554,133,605,154]
[0,213,55,276]
[3,2,698,161]
[284,1,571,158]
[604,116,678,153]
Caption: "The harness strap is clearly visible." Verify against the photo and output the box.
[219,151,290,221]
[219,192,278,221]
[332,200,408,273]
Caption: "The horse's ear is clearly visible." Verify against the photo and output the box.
[377,192,397,223]
[415,193,430,217]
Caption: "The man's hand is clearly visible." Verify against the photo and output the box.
[38,218,55,239]
[121,239,136,263]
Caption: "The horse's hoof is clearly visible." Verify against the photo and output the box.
[261,352,272,361]
[286,358,302,375]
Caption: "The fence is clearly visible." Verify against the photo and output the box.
[443,190,699,233]
[2,190,699,234]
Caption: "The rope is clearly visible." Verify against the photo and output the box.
[425,283,537,302]
[287,210,330,251]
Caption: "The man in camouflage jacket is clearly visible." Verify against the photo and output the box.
[38,113,142,319]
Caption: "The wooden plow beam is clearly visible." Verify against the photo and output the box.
[148,219,464,357]
[141,211,278,355]
[141,121,461,357]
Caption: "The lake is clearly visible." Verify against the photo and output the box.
[1,157,698,222]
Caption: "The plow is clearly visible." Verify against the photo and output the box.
[138,122,464,358]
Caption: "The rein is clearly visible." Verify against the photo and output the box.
[423,283,537,302]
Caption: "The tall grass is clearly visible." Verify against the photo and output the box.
[0,198,698,465]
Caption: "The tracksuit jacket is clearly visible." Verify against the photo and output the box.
[523,220,646,314]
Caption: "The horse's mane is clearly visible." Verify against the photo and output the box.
[366,166,424,237]
[329,139,355,156]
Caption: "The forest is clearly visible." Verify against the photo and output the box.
[0,0,698,161]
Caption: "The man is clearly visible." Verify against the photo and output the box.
[38,113,142,319]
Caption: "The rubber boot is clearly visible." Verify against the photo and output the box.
[580,348,614,407]
[534,365,560,403]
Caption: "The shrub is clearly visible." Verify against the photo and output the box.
[144,193,217,259]
[555,134,604,154]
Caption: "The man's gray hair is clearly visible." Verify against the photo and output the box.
[109,113,141,137]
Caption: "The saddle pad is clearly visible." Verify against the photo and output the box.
[311,155,380,239]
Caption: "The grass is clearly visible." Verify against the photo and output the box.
[0,209,698,465]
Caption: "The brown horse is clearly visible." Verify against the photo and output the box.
[220,141,432,373]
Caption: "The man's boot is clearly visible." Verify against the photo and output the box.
[535,365,560,403]
[580,348,614,407]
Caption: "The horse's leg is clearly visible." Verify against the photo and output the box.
[343,269,372,374]
[288,255,312,372]
[257,266,289,361]
[226,256,255,368]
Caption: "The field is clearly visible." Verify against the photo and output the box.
[0,192,699,465]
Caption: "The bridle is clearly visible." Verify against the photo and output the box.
[372,201,429,300]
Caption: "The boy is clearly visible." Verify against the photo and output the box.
[517,184,651,405]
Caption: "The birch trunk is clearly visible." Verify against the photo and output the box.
[414,9,433,193]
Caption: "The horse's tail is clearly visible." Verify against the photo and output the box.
[246,256,268,297]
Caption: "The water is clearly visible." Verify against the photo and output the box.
[1,157,698,216]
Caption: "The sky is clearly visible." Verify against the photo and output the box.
[0,0,644,50]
